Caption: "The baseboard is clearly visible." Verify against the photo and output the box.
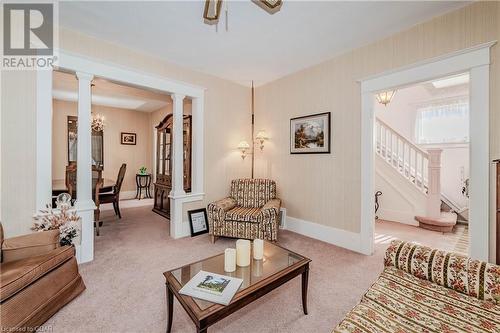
[284,216,362,254]
[377,208,418,226]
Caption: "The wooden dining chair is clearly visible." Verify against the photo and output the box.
[94,178,103,236]
[99,163,127,219]
[65,163,77,200]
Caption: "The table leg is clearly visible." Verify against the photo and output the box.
[301,265,309,315]
[146,176,152,198]
[166,285,173,333]
[197,328,207,333]
[135,176,140,199]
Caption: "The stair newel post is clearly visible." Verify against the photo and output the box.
[426,148,443,218]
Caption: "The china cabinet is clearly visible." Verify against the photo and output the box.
[153,114,192,218]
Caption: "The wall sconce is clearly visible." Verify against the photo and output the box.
[255,130,268,151]
[237,141,250,159]
[375,90,396,106]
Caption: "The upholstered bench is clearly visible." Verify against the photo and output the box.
[334,240,500,332]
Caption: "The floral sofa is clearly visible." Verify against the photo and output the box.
[207,179,281,242]
[334,240,500,332]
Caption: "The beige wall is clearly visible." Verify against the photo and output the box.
[52,100,155,193]
[254,2,499,240]
[1,27,251,237]
[1,71,37,237]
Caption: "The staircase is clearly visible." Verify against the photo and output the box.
[375,118,457,232]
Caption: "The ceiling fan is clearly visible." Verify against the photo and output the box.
[203,0,283,26]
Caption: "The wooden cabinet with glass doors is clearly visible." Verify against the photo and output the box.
[153,114,192,219]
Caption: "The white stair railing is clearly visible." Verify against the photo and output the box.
[375,117,429,194]
[375,117,443,218]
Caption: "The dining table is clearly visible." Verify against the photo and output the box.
[52,178,116,196]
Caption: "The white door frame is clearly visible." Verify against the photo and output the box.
[358,41,496,261]
[36,49,206,263]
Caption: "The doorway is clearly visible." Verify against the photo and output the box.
[359,42,494,261]
[373,73,470,254]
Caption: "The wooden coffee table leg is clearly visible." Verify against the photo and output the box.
[301,265,309,315]
[197,328,207,333]
[166,284,173,333]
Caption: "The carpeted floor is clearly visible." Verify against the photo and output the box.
[43,205,467,333]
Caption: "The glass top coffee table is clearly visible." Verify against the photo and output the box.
[163,241,311,333]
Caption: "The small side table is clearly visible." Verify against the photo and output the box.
[135,173,152,200]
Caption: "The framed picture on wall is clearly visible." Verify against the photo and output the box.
[188,208,209,237]
[290,112,331,154]
[121,132,136,145]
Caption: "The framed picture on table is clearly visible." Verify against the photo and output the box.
[188,208,209,237]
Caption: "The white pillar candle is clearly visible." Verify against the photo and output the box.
[236,239,251,267]
[253,239,264,260]
[224,248,236,272]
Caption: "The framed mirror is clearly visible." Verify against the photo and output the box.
[67,116,104,168]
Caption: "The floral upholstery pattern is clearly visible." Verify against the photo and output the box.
[207,179,280,241]
[384,240,500,303]
[334,240,500,333]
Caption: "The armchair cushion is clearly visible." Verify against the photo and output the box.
[2,230,59,263]
[225,207,262,223]
[0,246,74,302]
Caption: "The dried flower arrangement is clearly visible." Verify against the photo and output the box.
[32,204,81,246]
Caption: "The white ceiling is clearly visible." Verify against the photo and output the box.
[59,1,469,86]
[53,71,171,112]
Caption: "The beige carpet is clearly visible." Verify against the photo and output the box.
[43,207,466,333]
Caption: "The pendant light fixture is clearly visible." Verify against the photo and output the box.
[376,90,396,106]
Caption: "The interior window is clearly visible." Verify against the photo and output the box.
[415,98,469,144]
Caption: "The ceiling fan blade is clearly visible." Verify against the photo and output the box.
[252,0,283,14]
[204,0,223,23]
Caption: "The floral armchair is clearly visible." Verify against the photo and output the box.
[207,179,281,242]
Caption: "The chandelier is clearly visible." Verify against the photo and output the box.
[91,112,105,132]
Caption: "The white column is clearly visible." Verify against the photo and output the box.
[426,148,442,219]
[169,93,186,239]
[171,93,186,197]
[36,68,53,210]
[191,96,204,194]
[75,71,95,263]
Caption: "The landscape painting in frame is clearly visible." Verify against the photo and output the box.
[290,112,331,154]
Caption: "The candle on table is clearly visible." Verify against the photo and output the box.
[253,239,264,260]
[236,239,251,267]
[224,248,236,272]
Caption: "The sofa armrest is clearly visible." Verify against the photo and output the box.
[2,230,60,263]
